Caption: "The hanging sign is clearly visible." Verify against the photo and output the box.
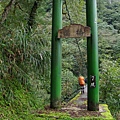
[58,24,90,38]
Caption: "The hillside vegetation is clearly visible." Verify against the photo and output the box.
[0,0,120,119]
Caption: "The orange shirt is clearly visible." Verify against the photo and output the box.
[78,76,85,86]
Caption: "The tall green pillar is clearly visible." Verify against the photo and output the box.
[50,0,62,108]
[86,0,99,111]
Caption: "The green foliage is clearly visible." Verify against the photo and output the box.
[61,37,87,99]
[0,11,51,119]
[112,37,120,64]
[100,60,120,118]
[62,0,86,24]
[36,111,72,120]
[98,2,120,119]
[62,69,78,100]
[98,0,120,33]
[0,77,41,119]
[0,0,120,119]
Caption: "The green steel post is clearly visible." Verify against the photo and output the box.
[50,0,62,108]
[86,0,99,111]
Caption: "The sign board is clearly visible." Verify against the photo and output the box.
[58,24,91,38]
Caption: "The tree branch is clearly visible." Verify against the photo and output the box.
[1,0,16,23]
[27,0,40,31]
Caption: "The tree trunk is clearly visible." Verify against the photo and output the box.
[1,0,16,23]
[27,0,40,31]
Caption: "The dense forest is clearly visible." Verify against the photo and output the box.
[0,0,120,119]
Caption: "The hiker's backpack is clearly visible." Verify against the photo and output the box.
[78,76,85,86]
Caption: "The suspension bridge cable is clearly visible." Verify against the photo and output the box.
[64,0,86,76]
[64,0,73,23]
[75,39,85,76]
[61,1,87,102]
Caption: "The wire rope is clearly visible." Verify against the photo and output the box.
[61,0,87,102]
[64,0,73,24]
[64,0,86,76]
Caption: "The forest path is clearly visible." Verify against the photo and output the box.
[60,86,102,117]
[63,85,87,109]
[37,85,113,119]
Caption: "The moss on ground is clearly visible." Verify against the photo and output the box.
[100,104,115,120]
[33,104,114,120]
[33,92,114,120]
[0,79,114,120]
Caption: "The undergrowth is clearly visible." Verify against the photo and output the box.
[0,77,45,120]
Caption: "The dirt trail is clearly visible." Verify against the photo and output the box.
[61,86,102,117]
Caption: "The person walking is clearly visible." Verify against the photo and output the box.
[78,76,85,94]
